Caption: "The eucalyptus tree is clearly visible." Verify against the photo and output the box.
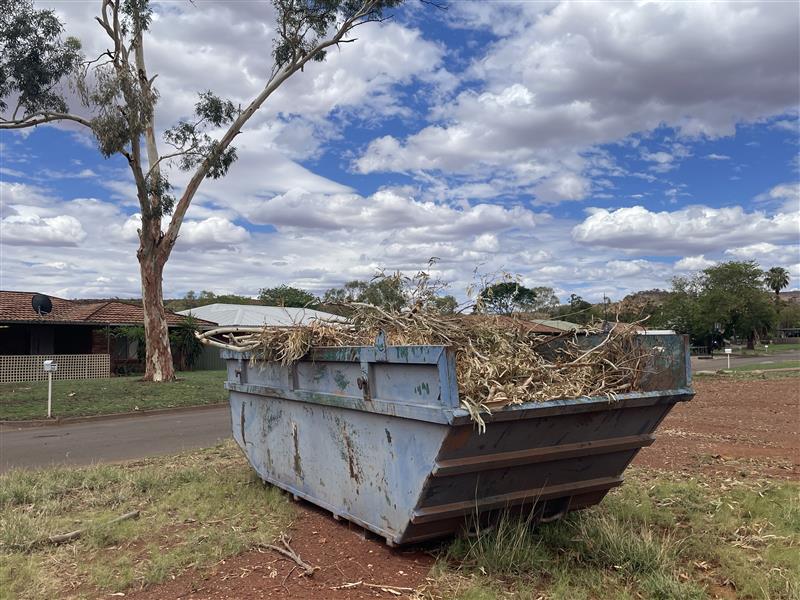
[1,0,402,381]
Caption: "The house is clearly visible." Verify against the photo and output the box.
[177,303,347,370]
[0,290,214,382]
[176,303,348,327]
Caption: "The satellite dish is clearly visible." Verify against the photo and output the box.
[32,293,53,316]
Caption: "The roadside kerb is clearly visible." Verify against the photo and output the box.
[0,402,229,429]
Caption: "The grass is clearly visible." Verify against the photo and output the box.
[728,360,800,372]
[0,370,227,420]
[427,469,799,600]
[734,342,800,356]
[0,441,290,600]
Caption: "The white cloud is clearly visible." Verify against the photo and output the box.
[675,255,716,271]
[704,153,731,161]
[755,182,800,213]
[356,1,799,199]
[177,217,250,250]
[532,172,591,205]
[1,214,87,246]
[725,243,800,265]
[572,205,800,254]
[242,188,536,244]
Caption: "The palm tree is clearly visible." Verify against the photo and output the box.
[764,267,790,302]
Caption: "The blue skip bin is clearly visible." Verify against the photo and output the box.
[224,333,693,546]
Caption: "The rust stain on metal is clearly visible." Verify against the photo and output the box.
[343,429,361,484]
[357,376,371,402]
[292,422,303,478]
[385,428,392,444]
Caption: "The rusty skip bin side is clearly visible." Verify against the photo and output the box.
[224,333,693,546]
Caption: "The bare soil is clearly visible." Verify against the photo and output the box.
[635,377,799,479]
[128,503,436,600]
[128,377,799,600]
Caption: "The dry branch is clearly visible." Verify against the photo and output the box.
[197,306,656,431]
[333,580,416,595]
[257,533,317,577]
[30,510,140,549]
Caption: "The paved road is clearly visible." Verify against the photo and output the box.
[691,349,800,372]
[0,406,231,473]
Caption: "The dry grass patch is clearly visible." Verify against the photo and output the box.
[0,441,290,599]
[423,469,799,600]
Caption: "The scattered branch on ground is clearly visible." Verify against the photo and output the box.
[332,580,417,595]
[28,510,140,549]
[257,533,318,577]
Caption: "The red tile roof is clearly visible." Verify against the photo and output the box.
[0,291,214,326]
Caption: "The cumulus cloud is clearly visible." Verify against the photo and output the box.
[2,214,87,246]
[675,255,717,271]
[178,217,250,250]
[356,1,799,198]
[725,243,800,265]
[532,172,591,204]
[242,188,536,243]
[572,205,800,254]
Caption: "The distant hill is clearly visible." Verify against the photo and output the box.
[779,290,800,304]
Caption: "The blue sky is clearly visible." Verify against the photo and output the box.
[1,1,798,302]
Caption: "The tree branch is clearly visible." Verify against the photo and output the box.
[0,112,94,130]
[162,0,379,255]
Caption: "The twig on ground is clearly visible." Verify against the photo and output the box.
[332,580,416,595]
[29,510,140,549]
[257,533,318,577]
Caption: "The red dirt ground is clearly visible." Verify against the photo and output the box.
[128,376,799,600]
[635,377,799,479]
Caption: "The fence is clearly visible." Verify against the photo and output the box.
[0,354,110,384]
[193,346,226,371]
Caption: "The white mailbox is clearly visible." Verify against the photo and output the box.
[723,348,732,354]
[43,360,58,372]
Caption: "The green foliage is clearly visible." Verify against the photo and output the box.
[550,293,594,324]
[660,261,777,347]
[168,316,203,370]
[478,282,540,315]
[765,266,791,298]
[165,290,260,312]
[163,91,240,180]
[323,278,406,310]
[430,294,458,314]
[112,319,203,370]
[777,302,800,329]
[323,262,456,313]
[0,0,82,116]
[112,325,146,362]
[258,285,318,308]
[195,90,238,126]
[271,0,402,69]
